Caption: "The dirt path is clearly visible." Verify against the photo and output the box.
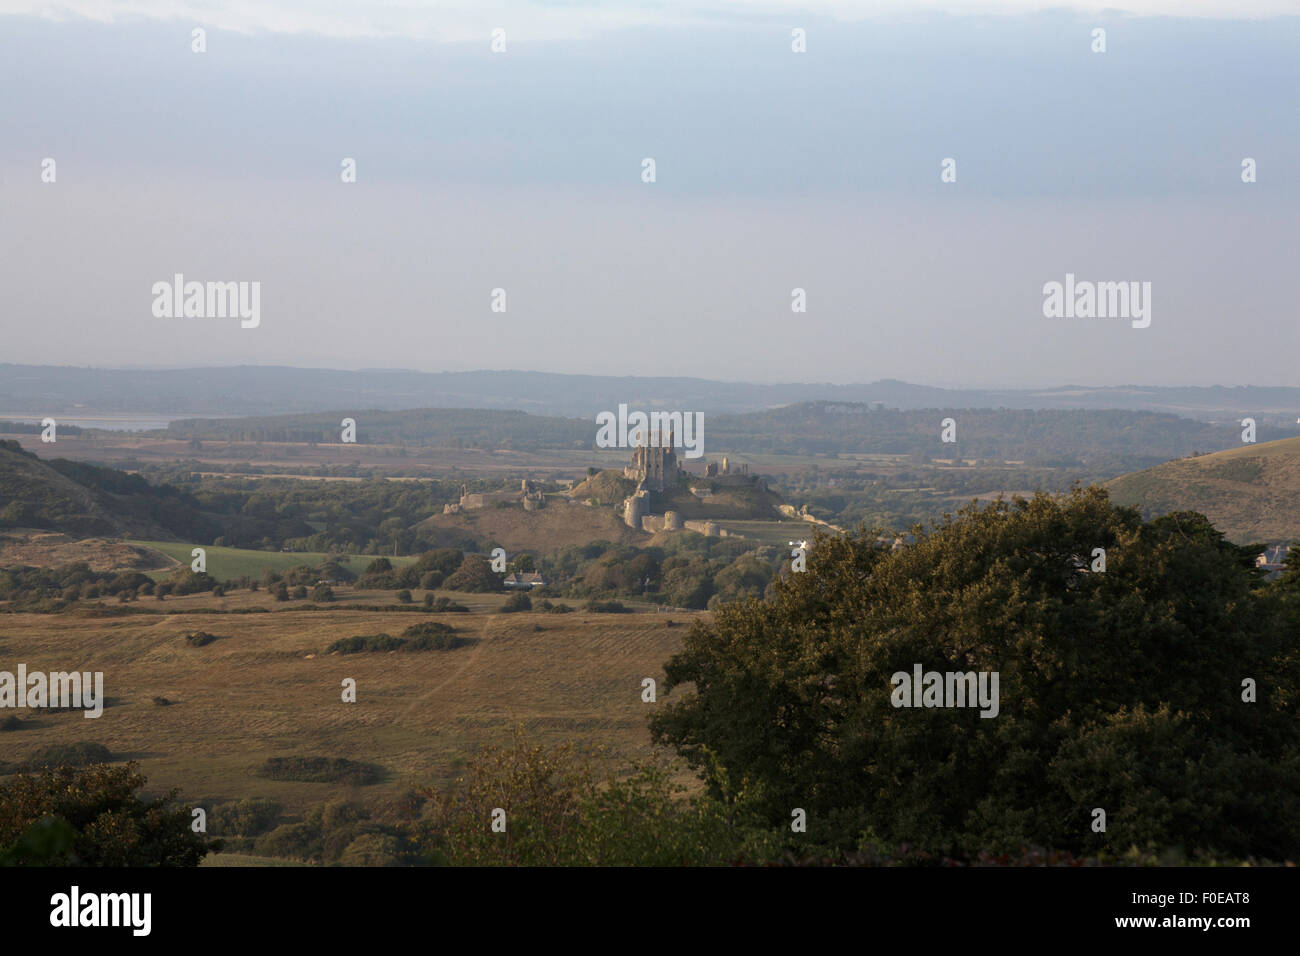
[401,615,495,716]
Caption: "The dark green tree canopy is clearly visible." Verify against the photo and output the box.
[0,763,218,866]
[650,487,1300,860]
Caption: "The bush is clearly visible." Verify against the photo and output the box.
[328,634,406,654]
[185,631,217,647]
[327,623,462,654]
[444,555,502,593]
[271,582,290,601]
[413,730,770,866]
[251,801,389,864]
[0,763,218,866]
[311,584,335,603]
[419,571,445,590]
[0,715,26,732]
[397,589,413,604]
[339,832,402,866]
[256,756,384,786]
[401,621,464,650]
[585,600,632,613]
[500,592,532,613]
[153,696,171,706]
[292,585,308,599]
[167,568,219,596]
[425,596,468,612]
[22,741,114,770]
[209,797,283,838]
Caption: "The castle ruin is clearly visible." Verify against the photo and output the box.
[623,429,681,492]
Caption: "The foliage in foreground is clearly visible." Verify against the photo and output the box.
[411,731,781,866]
[0,763,218,866]
[650,487,1300,862]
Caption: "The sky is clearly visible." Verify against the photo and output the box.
[0,1,1297,388]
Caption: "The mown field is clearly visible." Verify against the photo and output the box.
[0,586,699,833]
[713,518,824,547]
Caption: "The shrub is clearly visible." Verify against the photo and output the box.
[444,555,502,593]
[339,832,401,866]
[397,589,413,604]
[0,763,218,866]
[328,633,405,654]
[185,631,217,647]
[311,584,335,603]
[401,621,463,650]
[252,801,378,863]
[23,741,114,770]
[292,585,308,599]
[153,696,171,706]
[425,596,468,612]
[412,731,765,866]
[500,592,532,613]
[167,568,219,595]
[209,797,283,838]
[257,756,384,786]
[585,600,632,613]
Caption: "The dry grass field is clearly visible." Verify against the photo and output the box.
[0,588,701,817]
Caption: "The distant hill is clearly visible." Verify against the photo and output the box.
[0,440,211,541]
[153,402,1298,469]
[4,363,1300,421]
[164,407,591,450]
[568,470,638,505]
[1107,437,1300,544]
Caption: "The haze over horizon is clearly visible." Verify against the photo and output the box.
[3,1,1296,388]
[3,361,1298,393]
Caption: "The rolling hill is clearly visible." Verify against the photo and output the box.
[0,440,170,538]
[7,362,1300,420]
[1107,437,1300,543]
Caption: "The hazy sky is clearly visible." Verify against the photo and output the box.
[1,2,1297,387]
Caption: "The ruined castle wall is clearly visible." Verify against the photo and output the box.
[683,520,720,537]
[624,493,648,529]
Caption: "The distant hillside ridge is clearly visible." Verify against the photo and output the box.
[154,403,1300,468]
[1107,437,1300,544]
[5,363,1300,420]
[0,440,211,541]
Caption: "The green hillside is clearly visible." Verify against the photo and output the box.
[0,440,173,538]
[1107,436,1300,543]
